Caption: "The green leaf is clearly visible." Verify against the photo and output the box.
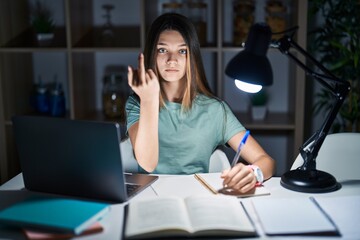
[308,0,360,131]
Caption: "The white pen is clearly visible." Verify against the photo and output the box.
[231,130,250,167]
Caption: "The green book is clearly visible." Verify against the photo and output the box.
[0,197,109,235]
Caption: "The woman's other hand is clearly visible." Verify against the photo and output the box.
[221,163,257,193]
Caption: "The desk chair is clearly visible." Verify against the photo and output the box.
[208,149,231,172]
[120,138,139,173]
[291,132,360,181]
[120,138,231,173]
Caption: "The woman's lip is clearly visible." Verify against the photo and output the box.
[165,69,179,72]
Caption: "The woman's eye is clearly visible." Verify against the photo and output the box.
[158,48,167,53]
[179,49,187,55]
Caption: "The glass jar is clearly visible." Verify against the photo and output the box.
[102,74,126,121]
[186,0,207,46]
[233,0,255,46]
[49,82,65,117]
[35,83,49,114]
[265,0,287,40]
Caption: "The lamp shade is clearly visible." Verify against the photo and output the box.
[225,23,273,90]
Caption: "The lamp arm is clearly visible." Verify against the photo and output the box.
[274,36,351,171]
[299,86,348,170]
[275,36,346,92]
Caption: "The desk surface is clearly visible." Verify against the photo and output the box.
[1,174,360,240]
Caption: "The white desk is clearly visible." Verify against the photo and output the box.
[1,174,360,239]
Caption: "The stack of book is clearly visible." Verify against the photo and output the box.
[0,197,109,239]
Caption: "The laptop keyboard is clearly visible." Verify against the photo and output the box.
[126,183,141,197]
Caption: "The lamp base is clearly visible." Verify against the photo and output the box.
[281,169,341,193]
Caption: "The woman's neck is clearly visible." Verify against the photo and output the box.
[162,80,186,103]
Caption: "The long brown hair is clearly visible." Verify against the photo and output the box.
[144,13,214,111]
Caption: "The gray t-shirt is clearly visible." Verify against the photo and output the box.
[125,94,245,174]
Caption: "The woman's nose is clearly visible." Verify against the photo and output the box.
[166,53,178,65]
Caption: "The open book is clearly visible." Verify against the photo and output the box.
[195,172,271,197]
[124,195,257,239]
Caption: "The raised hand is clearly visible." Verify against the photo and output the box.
[128,53,160,102]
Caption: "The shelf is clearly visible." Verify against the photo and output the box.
[73,26,141,49]
[82,110,124,123]
[1,27,67,49]
[71,47,141,53]
[0,48,67,53]
[235,112,295,131]
[3,111,71,126]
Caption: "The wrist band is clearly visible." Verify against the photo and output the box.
[248,165,264,186]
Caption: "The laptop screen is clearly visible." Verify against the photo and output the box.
[12,116,157,203]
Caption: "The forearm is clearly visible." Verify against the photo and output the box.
[131,99,159,172]
[241,137,275,181]
[228,133,276,180]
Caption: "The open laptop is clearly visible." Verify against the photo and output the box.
[12,115,158,203]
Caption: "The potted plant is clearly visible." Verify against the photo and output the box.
[249,89,268,120]
[309,0,360,132]
[30,0,55,41]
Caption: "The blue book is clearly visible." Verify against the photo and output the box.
[0,197,110,235]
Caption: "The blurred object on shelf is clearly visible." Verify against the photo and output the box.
[161,0,207,46]
[233,0,255,46]
[30,75,66,117]
[101,4,115,45]
[185,0,207,46]
[30,0,55,34]
[36,33,54,42]
[34,76,50,114]
[49,78,65,117]
[249,89,268,120]
[265,0,288,40]
[162,1,183,14]
[30,0,55,44]
[102,66,130,122]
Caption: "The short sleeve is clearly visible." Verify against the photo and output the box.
[219,101,246,145]
[125,94,140,131]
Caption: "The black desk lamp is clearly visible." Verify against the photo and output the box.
[225,23,351,193]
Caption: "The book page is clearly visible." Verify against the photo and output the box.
[152,175,212,198]
[125,197,192,237]
[185,195,255,234]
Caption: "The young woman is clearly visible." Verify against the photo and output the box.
[126,13,275,193]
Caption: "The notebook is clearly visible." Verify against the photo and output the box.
[12,115,158,203]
